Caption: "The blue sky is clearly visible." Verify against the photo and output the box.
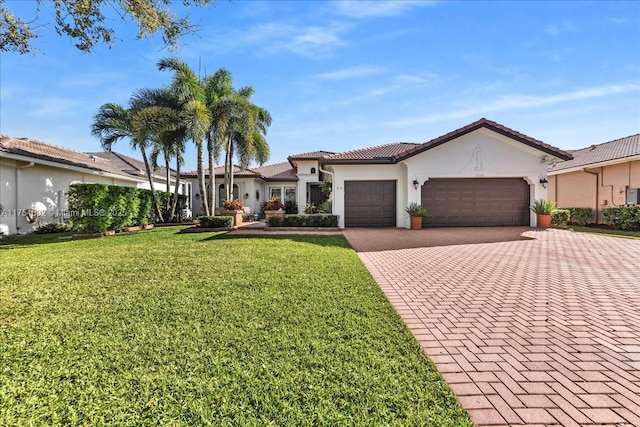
[1,0,639,172]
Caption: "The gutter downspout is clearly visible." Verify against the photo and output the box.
[16,162,35,232]
[318,165,334,215]
[583,168,599,224]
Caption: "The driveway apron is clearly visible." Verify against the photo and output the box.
[344,227,640,427]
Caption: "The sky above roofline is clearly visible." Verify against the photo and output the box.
[1,1,639,172]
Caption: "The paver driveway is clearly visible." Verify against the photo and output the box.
[343,227,640,427]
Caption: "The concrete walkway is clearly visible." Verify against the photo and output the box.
[343,227,640,427]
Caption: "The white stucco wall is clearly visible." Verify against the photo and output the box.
[325,163,407,228]
[0,160,141,235]
[186,176,264,217]
[402,128,553,227]
[294,159,322,213]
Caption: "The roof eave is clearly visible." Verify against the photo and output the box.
[548,154,640,176]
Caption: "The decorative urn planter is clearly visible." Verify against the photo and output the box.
[265,209,284,222]
[221,210,243,227]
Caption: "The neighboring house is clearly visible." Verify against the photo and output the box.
[548,133,640,223]
[0,135,187,235]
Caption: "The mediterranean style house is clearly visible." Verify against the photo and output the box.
[548,133,640,223]
[182,118,572,228]
[9,118,638,234]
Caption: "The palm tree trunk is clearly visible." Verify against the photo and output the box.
[141,147,165,223]
[197,141,210,216]
[207,134,216,213]
[164,149,171,215]
[225,136,233,201]
[170,158,181,221]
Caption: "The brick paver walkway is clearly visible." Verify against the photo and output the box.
[344,227,640,427]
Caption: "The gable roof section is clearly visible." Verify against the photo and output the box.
[181,165,261,178]
[322,142,420,163]
[288,150,335,160]
[395,118,573,162]
[548,133,640,173]
[182,162,297,182]
[0,134,139,179]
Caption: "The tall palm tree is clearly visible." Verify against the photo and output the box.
[91,101,166,222]
[222,86,272,201]
[157,57,211,216]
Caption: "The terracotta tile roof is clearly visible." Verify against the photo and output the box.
[548,133,640,173]
[252,162,298,181]
[322,142,420,162]
[395,118,573,162]
[288,150,335,160]
[181,165,261,178]
[0,134,140,179]
[86,151,176,179]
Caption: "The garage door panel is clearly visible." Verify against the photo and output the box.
[422,178,529,227]
[345,180,396,227]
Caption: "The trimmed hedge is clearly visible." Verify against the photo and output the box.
[566,207,594,225]
[551,209,570,227]
[602,205,640,230]
[198,216,233,228]
[67,183,184,233]
[267,214,339,228]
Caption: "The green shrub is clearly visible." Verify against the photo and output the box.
[67,184,111,233]
[198,216,233,228]
[267,214,339,228]
[564,207,594,225]
[317,200,332,213]
[304,203,317,214]
[137,190,154,226]
[602,205,640,230]
[551,209,570,227]
[531,199,556,215]
[33,222,74,234]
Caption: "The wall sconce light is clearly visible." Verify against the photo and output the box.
[195,193,200,199]
[255,190,260,200]
[539,178,548,189]
[244,193,249,200]
[413,179,420,190]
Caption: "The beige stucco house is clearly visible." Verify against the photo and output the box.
[0,134,188,235]
[548,133,640,223]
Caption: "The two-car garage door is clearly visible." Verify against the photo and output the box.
[421,178,530,227]
[344,178,530,227]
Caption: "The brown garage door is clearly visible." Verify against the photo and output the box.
[421,178,530,227]
[345,180,396,227]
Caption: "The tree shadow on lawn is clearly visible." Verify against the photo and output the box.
[200,233,353,249]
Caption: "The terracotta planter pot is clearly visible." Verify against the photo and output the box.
[265,209,284,221]
[410,216,423,230]
[142,224,154,230]
[536,214,552,228]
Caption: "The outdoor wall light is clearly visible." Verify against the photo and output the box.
[195,193,200,199]
[413,179,420,190]
[244,193,249,200]
[256,190,260,200]
[539,178,548,189]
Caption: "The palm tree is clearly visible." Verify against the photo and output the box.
[222,86,272,201]
[91,101,166,222]
[157,57,211,216]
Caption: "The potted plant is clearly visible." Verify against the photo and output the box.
[264,198,285,221]
[405,202,430,230]
[531,199,556,228]
[221,199,244,226]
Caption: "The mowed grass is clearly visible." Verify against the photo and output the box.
[0,228,471,426]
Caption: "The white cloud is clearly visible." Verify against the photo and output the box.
[315,66,386,80]
[386,83,640,127]
[545,20,577,36]
[334,0,437,19]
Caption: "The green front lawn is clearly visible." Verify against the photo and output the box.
[0,228,471,426]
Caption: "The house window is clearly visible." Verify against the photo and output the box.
[284,186,296,202]
[218,184,239,207]
[269,186,282,200]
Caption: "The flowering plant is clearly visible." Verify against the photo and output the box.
[264,198,285,211]
[223,199,243,210]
